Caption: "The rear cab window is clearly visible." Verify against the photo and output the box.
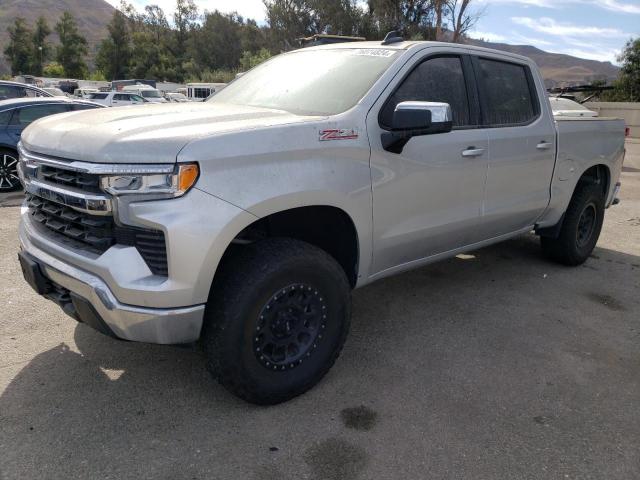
[474,57,539,126]
[89,93,108,100]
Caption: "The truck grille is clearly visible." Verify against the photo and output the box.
[39,164,102,193]
[27,194,168,276]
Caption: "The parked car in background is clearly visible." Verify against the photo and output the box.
[549,96,598,118]
[186,83,226,101]
[88,91,147,107]
[42,87,68,97]
[74,88,99,99]
[57,80,80,95]
[0,81,53,101]
[0,98,103,191]
[164,92,189,103]
[122,84,167,103]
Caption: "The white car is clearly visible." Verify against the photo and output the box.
[73,88,99,99]
[87,91,147,107]
[122,85,167,103]
[164,92,189,103]
[549,97,598,118]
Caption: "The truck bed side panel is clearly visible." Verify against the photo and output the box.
[536,117,625,228]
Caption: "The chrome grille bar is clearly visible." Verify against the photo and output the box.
[18,143,175,175]
[24,179,112,215]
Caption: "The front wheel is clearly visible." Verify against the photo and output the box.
[203,238,351,405]
[0,149,21,192]
[541,182,605,265]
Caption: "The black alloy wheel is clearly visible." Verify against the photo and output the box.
[0,150,20,192]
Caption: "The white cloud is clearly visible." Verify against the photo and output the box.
[550,47,621,63]
[477,0,640,14]
[597,0,640,14]
[512,16,629,38]
[468,31,508,42]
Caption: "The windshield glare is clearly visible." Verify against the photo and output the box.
[208,48,399,116]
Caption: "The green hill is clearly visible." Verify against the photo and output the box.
[0,0,114,75]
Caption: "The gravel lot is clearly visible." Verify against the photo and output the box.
[1,141,639,480]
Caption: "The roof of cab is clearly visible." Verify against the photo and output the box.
[301,40,534,64]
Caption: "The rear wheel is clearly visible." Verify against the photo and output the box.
[0,149,20,192]
[541,182,605,265]
[203,238,351,405]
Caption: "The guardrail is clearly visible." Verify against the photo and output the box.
[584,102,640,138]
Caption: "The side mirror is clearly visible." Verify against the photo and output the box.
[382,101,453,154]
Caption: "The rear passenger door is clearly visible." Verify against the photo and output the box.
[472,56,556,237]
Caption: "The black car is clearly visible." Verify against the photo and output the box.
[0,81,53,101]
[0,97,103,192]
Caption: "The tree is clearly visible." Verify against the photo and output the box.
[264,0,363,49]
[449,0,478,43]
[32,17,52,76]
[55,12,88,78]
[240,48,273,70]
[3,18,33,75]
[173,0,199,81]
[43,62,65,77]
[192,11,243,71]
[96,9,132,80]
[606,38,640,102]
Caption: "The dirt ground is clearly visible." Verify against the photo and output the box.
[1,141,638,480]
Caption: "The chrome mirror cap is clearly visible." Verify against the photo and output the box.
[395,101,452,123]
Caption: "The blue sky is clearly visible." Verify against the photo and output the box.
[105,0,639,64]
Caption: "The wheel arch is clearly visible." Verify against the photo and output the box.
[537,163,611,238]
[215,204,361,289]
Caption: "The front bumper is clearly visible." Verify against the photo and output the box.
[18,234,205,344]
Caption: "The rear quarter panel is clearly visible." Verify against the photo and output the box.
[536,117,625,228]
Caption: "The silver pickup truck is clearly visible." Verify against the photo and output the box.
[16,38,625,404]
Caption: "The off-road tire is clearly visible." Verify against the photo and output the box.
[541,182,605,266]
[203,238,351,405]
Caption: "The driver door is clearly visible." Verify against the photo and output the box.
[367,52,489,275]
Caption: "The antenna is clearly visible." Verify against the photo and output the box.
[381,31,403,45]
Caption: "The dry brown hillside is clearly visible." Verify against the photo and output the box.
[0,0,114,75]
[468,39,620,88]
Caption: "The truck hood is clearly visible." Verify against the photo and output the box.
[21,103,320,164]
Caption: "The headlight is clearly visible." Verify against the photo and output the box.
[101,163,199,198]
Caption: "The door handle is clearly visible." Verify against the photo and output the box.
[462,147,485,157]
[536,141,552,150]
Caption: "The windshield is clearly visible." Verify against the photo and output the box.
[208,48,399,116]
[141,90,161,98]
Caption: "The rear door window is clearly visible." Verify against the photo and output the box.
[10,104,70,126]
[0,85,24,100]
[380,56,473,128]
[475,58,538,126]
[0,109,12,126]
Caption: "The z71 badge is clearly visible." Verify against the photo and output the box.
[319,129,359,141]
